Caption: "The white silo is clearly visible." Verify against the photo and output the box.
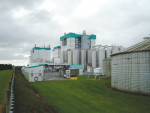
[68,51,72,64]
[73,49,80,64]
[60,51,64,63]
[81,50,86,69]
[106,48,112,58]
[92,50,97,67]
[87,49,92,63]
[98,47,105,68]
[111,37,150,95]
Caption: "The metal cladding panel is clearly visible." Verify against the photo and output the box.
[90,39,96,49]
[68,51,72,64]
[92,50,97,67]
[111,51,150,95]
[81,36,90,49]
[103,58,111,77]
[81,50,86,68]
[87,50,92,63]
[73,49,80,65]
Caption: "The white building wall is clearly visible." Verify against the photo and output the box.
[53,48,60,63]
[90,39,96,49]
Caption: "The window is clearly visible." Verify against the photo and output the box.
[64,38,67,46]
[75,37,81,48]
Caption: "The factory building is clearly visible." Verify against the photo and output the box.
[59,31,96,68]
[51,31,125,71]
[111,37,150,95]
[60,31,96,51]
[53,46,61,63]
[28,31,125,73]
[29,45,51,66]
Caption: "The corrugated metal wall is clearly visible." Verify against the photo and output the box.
[103,58,111,77]
[111,51,150,95]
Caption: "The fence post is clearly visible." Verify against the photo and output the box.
[6,90,11,113]
[9,82,11,90]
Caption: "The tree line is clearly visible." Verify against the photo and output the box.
[0,64,13,70]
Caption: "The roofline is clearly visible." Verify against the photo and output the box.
[60,32,96,41]
[25,64,45,68]
[33,47,51,50]
[111,50,150,56]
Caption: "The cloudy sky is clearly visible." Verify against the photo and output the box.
[0,0,150,66]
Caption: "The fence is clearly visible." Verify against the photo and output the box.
[6,68,15,113]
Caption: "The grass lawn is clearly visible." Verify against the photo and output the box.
[31,75,150,113]
[0,70,13,112]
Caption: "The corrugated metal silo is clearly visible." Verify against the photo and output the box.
[111,37,150,95]
[103,57,111,77]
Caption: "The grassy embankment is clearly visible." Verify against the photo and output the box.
[14,69,57,113]
[0,70,13,113]
[31,76,150,113]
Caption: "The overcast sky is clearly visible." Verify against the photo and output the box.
[0,0,150,66]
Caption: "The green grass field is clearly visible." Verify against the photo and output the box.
[0,70,13,112]
[31,76,150,113]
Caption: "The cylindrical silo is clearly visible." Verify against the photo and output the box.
[106,48,112,58]
[81,50,86,69]
[98,47,105,68]
[73,49,80,64]
[111,38,150,95]
[87,49,92,63]
[60,51,64,63]
[68,51,72,64]
[92,50,97,68]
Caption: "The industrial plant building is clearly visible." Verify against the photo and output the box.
[28,31,124,71]
[24,31,125,82]
[29,45,51,66]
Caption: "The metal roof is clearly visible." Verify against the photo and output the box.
[25,64,45,68]
[53,46,61,51]
[111,37,150,56]
[60,32,96,41]
[69,65,83,69]
[33,47,51,50]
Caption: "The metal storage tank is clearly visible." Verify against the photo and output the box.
[60,51,64,63]
[92,50,97,67]
[106,48,112,58]
[98,48,105,68]
[111,37,150,95]
[87,49,92,63]
[68,50,72,64]
[81,50,86,69]
[73,49,80,65]
[103,57,111,77]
